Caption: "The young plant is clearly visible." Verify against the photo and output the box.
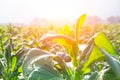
[0,37,26,80]
[22,14,119,80]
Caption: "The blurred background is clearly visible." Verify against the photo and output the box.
[0,0,120,26]
[0,0,120,54]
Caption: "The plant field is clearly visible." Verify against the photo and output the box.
[0,14,120,80]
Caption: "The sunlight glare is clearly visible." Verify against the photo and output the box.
[25,0,84,22]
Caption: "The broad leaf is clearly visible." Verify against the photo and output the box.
[103,68,118,80]
[56,39,78,67]
[76,14,86,43]
[82,32,117,73]
[76,38,94,72]
[79,37,94,64]
[39,33,78,67]
[22,48,52,76]
[88,68,117,80]
[82,45,104,72]
[22,48,63,80]
[77,14,87,28]
[94,32,116,56]
[28,65,62,80]
[88,71,98,80]
[100,48,120,79]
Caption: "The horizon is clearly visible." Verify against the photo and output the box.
[0,0,120,24]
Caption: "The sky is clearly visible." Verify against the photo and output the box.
[0,0,120,23]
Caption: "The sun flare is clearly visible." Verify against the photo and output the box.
[24,0,86,22]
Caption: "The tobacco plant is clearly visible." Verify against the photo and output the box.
[22,14,120,80]
[0,25,27,80]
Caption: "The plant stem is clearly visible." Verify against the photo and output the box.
[75,24,79,44]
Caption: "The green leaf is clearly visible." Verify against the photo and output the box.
[88,71,98,80]
[4,42,12,71]
[103,68,118,80]
[63,25,71,35]
[76,38,94,72]
[0,60,4,69]
[59,69,72,80]
[79,37,94,64]
[0,53,4,58]
[76,14,86,43]
[88,67,118,80]
[74,71,83,80]
[100,48,120,79]
[94,32,116,56]
[56,39,78,67]
[82,45,104,72]
[11,55,17,71]
[9,70,21,79]
[18,65,22,72]
[39,33,78,67]
[77,14,87,28]
[22,48,53,76]
[9,55,23,79]
[22,48,63,80]
[28,65,62,80]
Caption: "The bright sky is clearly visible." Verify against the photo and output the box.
[0,0,120,23]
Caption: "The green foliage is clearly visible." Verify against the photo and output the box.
[94,32,116,56]
[28,65,62,80]
[82,45,104,72]
[21,14,119,80]
[0,14,120,80]
[88,71,98,80]
[39,33,78,67]
[22,48,64,80]
[0,25,27,80]
[100,48,120,79]
[0,38,26,80]
[76,14,87,43]
[77,14,87,29]
[103,68,118,80]
[100,24,120,55]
